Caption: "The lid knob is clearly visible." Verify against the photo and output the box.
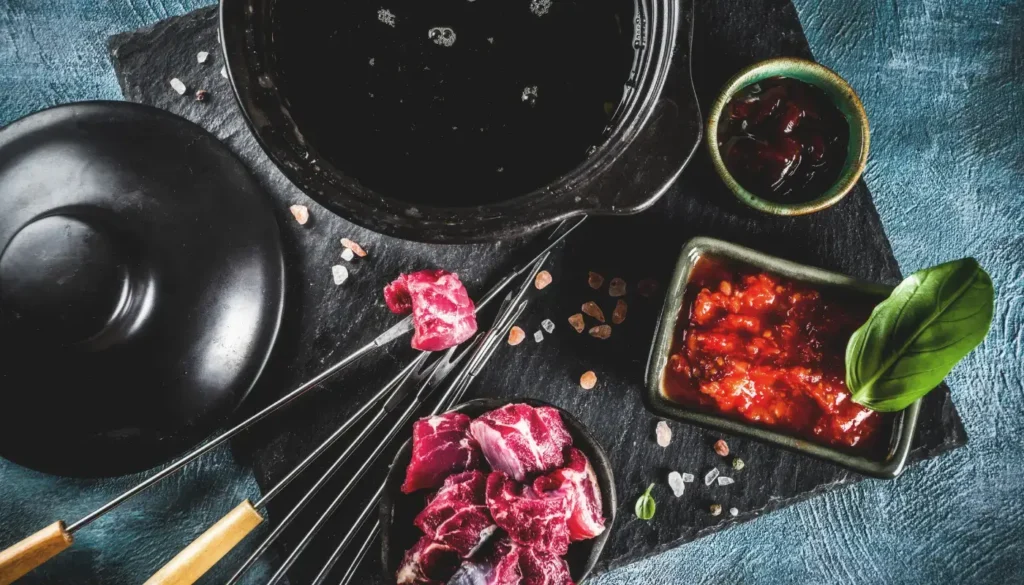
[0,214,131,346]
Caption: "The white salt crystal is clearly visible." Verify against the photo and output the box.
[729,507,739,517]
[655,421,672,447]
[541,319,555,334]
[220,66,228,79]
[533,330,544,343]
[681,472,694,483]
[667,472,685,497]
[378,8,396,27]
[197,51,210,64]
[704,468,720,486]
[340,247,355,262]
[332,265,349,285]
[717,476,735,486]
[170,78,186,95]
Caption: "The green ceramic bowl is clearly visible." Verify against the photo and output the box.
[644,237,921,479]
[706,57,870,215]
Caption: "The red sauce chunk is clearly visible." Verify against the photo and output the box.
[661,257,884,451]
[718,76,850,204]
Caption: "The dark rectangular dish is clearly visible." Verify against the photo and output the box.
[644,237,921,479]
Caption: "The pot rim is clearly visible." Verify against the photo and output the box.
[219,0,702,242]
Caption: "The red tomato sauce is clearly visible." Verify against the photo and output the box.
[661,256,885,451]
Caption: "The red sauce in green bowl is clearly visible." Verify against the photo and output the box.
[661,256,883,451]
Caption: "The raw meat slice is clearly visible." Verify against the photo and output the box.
[470,404,573,481]
[384,269,478,351]
[415,470,496,557]
[485,471,571,555]
[446,537,522,585]
[396,536,461,585]
[518,548,575,585]
[533,448,605,541]
[403,412,481,494]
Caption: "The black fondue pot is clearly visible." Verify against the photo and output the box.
[220,0,700,243]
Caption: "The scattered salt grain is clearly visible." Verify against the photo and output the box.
[729,507,739,517]
[710,504,722,516]
[340,247,355,262]
[588,271,605,289]
[534,270,553,290]
[588,325,611,340]
[534,330,544,343]
[713,439,730,457]
[507,326,526,346]
[332,265,349,285]
[704,468,720,486]
[541,319,555,334]
[608,277,627,297]
[194,89,209,102]
[220,66,228,79]
[197,51,210,64]
[655,421,672,447]
[667,472,685,497]
[529,0,553,16]
[340,238,368,257]
[579,371,597,390]
[289,204,309,225]
[717,476,735,486]
[170,78,187,95]
[568,313,585,333]
[681,472,695,483]
[612,299,627,324]
[581,301,605,322]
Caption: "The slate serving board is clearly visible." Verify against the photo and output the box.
[108,1,967,583]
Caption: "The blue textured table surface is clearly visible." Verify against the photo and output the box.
[0,1,1021,583]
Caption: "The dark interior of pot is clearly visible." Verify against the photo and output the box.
[267,0,644,207]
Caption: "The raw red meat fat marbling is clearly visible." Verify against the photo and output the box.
[469,404,573,482]
[403,412,482,494]
[384,269,478,351]
[414,470,496,558]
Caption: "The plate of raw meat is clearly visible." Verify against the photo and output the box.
[381,398,617,584]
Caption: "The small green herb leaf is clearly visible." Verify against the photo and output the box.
[635,483,656,520]
[846,258,994,412]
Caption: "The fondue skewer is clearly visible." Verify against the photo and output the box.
[305,274,532,585]
[0,216,584,585]
[145,255,538,585]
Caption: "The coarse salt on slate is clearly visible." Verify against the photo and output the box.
[534,330,544,343]
[332,265,349,285]
[541,319,555,334]
[681,472,694,483]
[655,421,672,447]
[341,247,355,262]
[730,507,739,517]
[667,472,685,497]
[170,78,186,95]
[704,468,720,486]
[221,66,227,79]
[197,51,209,64]
[717,476,735,486]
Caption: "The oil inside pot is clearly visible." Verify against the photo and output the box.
[272,0,639,207]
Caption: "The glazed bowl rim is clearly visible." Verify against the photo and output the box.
[705,57,871,216]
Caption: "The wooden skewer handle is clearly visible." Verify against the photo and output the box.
[143,500,263,585]
[0,521,73,585]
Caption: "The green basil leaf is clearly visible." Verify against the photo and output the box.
[635,483,656,520]
[846,258,994,412]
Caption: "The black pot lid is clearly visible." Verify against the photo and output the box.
[0,102,284,477]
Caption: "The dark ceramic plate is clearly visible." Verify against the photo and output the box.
[644,237,921,479]
[380,398,617,583]
[0,102,284,477]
